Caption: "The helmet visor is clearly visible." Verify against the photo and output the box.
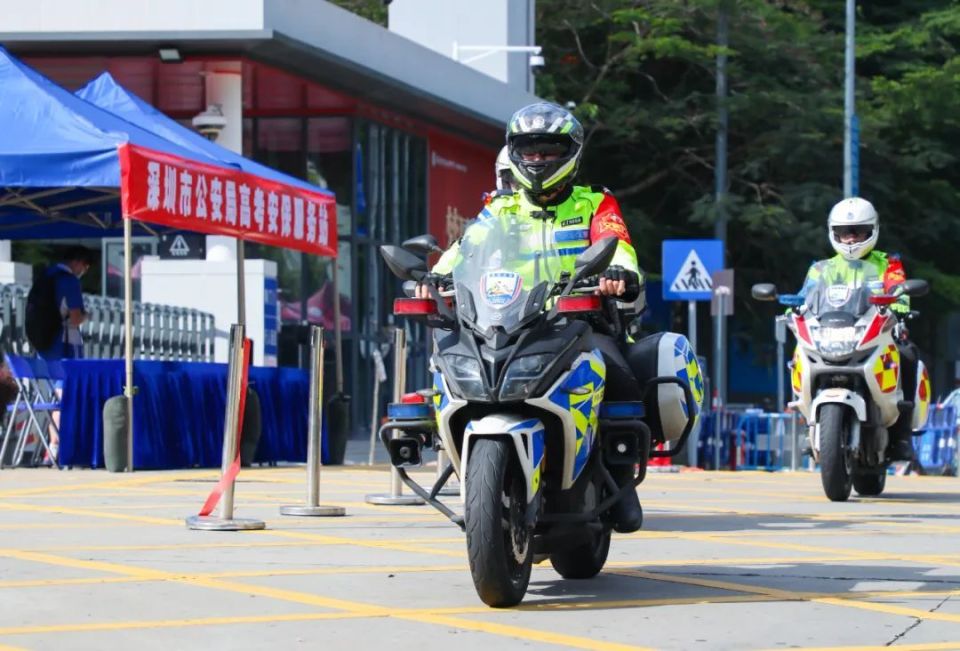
[510,134,573,161]
[832,224,873,243]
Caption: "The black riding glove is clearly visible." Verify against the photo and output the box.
[600,266,641,301]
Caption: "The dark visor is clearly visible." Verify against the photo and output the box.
[833,225,873,237]
[511,135,571,157]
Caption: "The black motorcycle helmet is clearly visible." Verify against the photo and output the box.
[506,103,584,201]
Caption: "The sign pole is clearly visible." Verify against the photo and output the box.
[713,285,730,470]
[123,216,135,472]
[775,315,787,412]
[687,300,697,354]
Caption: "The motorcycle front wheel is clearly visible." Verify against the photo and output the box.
[819,404,853,502]
[464,438,532,607]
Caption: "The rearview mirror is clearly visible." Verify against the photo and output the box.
[751,283,778,301]
[901,279,929,297]
[380,245,427,281]
[402,234,442,257]
[573,236,619,281]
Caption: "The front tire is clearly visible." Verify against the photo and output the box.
[464,438,532,607]
[853,472,886,496]
[819,404,853,502]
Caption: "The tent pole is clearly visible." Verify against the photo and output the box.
[123,216,134,472]
[237,239,246,327]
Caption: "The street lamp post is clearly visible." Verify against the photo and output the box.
[844,0,857,198]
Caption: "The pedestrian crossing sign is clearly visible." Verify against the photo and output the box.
[662,239,723,301]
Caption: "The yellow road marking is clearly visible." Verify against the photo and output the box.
[404,613,652,651]
[33,536,465,554]
[0,546,636,650]
[0,502,180,526]
[5,553,947,591]
[251,528,466,559]
[0,612,373,636]
[615,568,960,625]
[761,643,960,651]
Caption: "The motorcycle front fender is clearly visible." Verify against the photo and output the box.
[460,415,545,504]
[811,389,865,453]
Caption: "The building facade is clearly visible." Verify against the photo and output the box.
[1,0,539,436]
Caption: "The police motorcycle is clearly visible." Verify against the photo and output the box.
[752,277,931,501]
[378,218,702,608]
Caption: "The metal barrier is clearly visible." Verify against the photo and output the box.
[914,405,958,475]
[0,283,214,361]
[698,409,806,471]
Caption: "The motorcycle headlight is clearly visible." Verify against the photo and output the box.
[499,354,554,401]
[444,354,487,399]
[814,325,865,361]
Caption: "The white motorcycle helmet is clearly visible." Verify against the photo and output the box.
[827,197,879,260]
[495,146,514,191]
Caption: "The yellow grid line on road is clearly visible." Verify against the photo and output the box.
[759,642,960,651]
[614,568,960,626]
[0,546,652,651]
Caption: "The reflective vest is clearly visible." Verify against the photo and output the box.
[433,186,640,279]
[800,251,909,313]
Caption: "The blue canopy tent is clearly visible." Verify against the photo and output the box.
[76,72,325,195]
[0,46,233,239]
[0,49,339,471]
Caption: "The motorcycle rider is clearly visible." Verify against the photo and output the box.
[481,146,517,205]
[418,102,645,533]
[799,196,918,461]
[495,145,516,193]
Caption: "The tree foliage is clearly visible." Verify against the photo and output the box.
[330,0,959,366]
[533,0,959,343]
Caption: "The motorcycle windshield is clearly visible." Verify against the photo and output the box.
[803,277,881,317]
[452,215,564,333]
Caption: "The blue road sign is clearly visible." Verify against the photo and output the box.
[662,239,724,301]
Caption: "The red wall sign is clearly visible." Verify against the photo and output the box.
[119,143,338,258]
[427,130,498,248]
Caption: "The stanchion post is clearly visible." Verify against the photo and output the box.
[366,327,423,506]
[280,327,345,517]
[186,324,265,531]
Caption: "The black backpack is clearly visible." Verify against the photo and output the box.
[25,268,67,352]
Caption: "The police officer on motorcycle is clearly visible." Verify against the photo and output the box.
[800,197,919,461]
[419,102,646,533]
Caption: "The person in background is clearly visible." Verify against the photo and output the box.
[33,246,93,464]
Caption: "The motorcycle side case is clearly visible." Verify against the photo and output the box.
[629,333,704,443]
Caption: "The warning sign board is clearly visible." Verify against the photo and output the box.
[160,232,205,260]
[662,240,723,301]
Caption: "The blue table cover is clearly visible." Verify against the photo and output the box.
[59,360,316,469]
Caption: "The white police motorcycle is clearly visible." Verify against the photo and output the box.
[752,277,930,501]
[379,220,702,607]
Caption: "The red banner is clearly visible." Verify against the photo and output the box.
[119,143,338,258]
